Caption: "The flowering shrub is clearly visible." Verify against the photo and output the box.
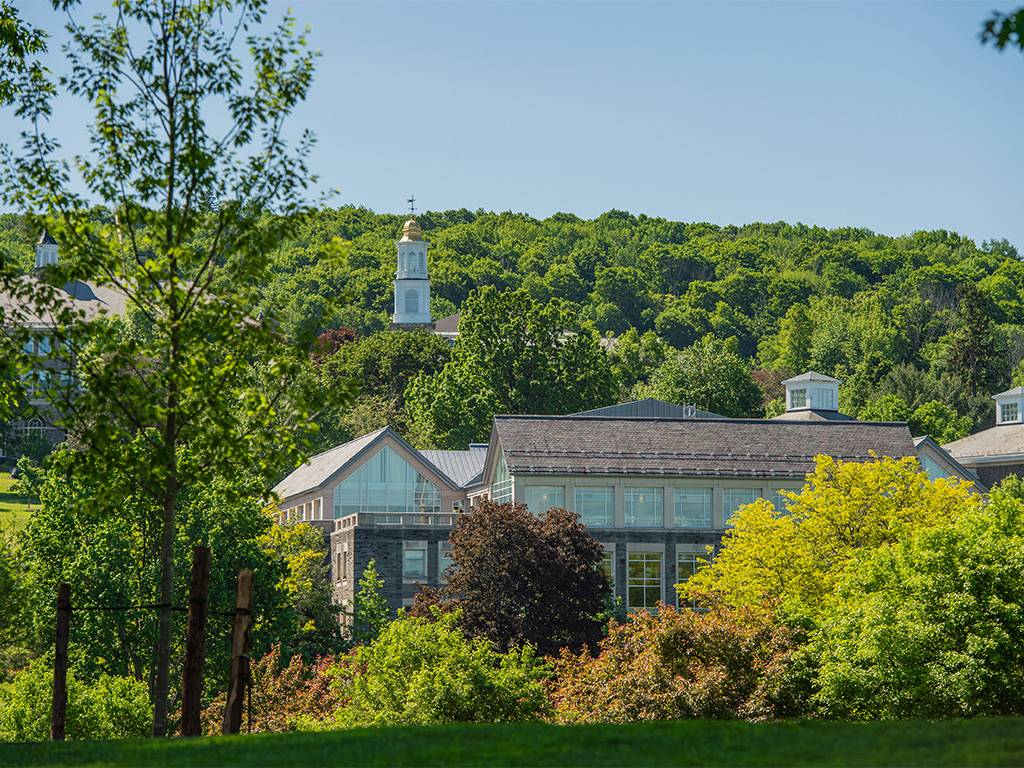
[549,605,807,723]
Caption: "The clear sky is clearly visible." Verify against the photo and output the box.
[7,0,1024,248]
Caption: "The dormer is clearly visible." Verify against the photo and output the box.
[994,386,1024,425]
[782,371,840,413]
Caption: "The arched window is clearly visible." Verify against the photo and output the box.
[419,253,425,271]
[405,289,419,315]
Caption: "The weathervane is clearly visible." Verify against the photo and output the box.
[407,195,416,215]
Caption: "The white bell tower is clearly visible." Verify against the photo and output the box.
[34,229,58,269]
[392,206,432,327]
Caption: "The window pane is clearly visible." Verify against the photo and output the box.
[491,453,513,503]
[791,388,807,408]
[676,551,703,609]
[624,487,663,527]
[576,487,614,527]
[524,485,564,514]
[403,547,426,579]
[723,488,760,524]
[627,551,662,612]
[674,488,712,528]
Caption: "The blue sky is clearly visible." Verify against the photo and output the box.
[7,1,1024,247]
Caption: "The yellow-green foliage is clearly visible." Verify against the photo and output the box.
[683,456,980,620]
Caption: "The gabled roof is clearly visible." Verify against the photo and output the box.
[272,426,468,502]
[272,427,388,500]
[781,371,840,385]
[421,445,487,487]
[488,415,915,481]
[913,435,984,489]
[0,277,129,327]
[943,422,1024,461]
[573,398,723,420]
[993,386,1024,399]
[433,313,459,334]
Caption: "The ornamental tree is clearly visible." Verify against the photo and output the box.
[683,456,980,622]
[417,500,609,656]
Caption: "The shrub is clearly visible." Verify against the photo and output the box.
[550,605,806,723]
[200,644,345,734]
[332,610,551,728]
[0,659,149,742]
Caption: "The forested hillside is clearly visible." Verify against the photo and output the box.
[3,207,1020,450]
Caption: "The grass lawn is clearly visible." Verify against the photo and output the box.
[0,471,37,531]
[2,718,1023,767]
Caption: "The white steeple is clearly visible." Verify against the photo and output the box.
[392,215,432,327]
[34,229,58,269]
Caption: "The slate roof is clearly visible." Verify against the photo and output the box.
[492,415,916,480]
[943,423,1024,460]
[574,398,723,420]
[0,276,129,327]
[421,445,488,487]
[37,229,57,245]
[781,371,840,384]
[272,428,388,499]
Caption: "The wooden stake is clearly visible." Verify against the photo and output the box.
[50,582,70,741]
[222,569,253,735]
[180,546,211,737]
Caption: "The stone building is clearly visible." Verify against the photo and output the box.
[272,373,975,616]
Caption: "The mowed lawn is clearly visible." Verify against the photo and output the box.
[3,718,1024,768]
[0,471,36,531]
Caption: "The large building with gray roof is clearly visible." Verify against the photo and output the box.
[272,371,975,616]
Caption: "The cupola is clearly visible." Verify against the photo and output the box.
[993,386,1024,425]
[34,229,58,269]
[782,371,840,413]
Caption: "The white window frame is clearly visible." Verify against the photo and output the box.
[674,487,713,528]
[624,487,664,528]
[627,550,663,612]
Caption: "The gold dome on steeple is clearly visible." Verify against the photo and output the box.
[400,217,423,242]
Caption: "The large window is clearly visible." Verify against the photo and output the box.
[600,546,615,584]
[491,453,513,503]
[403,544,427,580]
[625,487,663,527]
[575,487,614,527]
[676,551,702,610]
[768,487,798,512]
[723,488,760,524]
[404,289,419,315]
[524,485,564,514]
[333,446,441,519]
[674,488,712,528]
[627,551,663,611]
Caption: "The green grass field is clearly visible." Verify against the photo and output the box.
[0,471,36,531]
[2,718,1023,768]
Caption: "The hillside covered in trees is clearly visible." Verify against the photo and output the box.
[2,207,1020,450]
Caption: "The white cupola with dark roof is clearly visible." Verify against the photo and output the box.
[772,371,853,422]
[993,386,1024,425]
[392,216,432,327]
[34,229,58,269]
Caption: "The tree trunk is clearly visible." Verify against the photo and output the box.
[151,457,178,737]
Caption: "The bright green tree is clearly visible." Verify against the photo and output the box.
[406,287,615,447]
[0,0,336,735]
[909,400,973,443]
[352,559,391,645]
[635,335,762,417]
[683,456,980,622]
[811,477,1024,719]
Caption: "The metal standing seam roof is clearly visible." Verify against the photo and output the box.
[492,415,917,479]
[420,446,488,488]
[573,398,723,420]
